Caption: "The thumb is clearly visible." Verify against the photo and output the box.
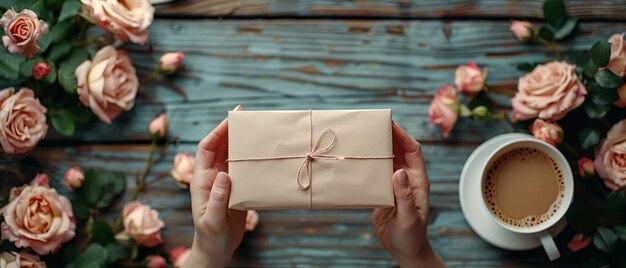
[392,169,418,225]
[206,172,231,230]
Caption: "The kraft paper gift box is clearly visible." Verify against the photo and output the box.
[227,109,394,210]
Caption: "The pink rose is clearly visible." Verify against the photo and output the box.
[511,61,587,121]
[32,62,51,80]
[245,210,259,231]
[75,46,138,124]
[172,152,195,187]
[149,113,167,138]
[81,0,154,45]
[0,251,47,268]
[454,61,486,95]
[170,246,190,268]
[567,233,591,252]
[31,173,49,187]
[615,83,626,108]
[607,33,626,77]
[146,255,166,268]
[1,182,75,255]
[578,157,595,178]
[0,9,48,58]
[428,84,459,138]
[159,52,184,74]
[0,87,48,154]
[64,166,85,190]
[510,21,533,42]
[122,201,164,247]
[594,119,626,190]
[530,119,563,146]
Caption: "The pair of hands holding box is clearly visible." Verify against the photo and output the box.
[183,107,444,268]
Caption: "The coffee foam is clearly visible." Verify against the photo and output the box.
[482,147,565,228]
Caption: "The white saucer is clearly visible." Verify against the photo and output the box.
[459,133,567,251]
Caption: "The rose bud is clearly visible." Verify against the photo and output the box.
[531,119,563,146]
[0,9,48,58]
[577,157,595,178]
[510,21,533,42]
[146,255,167,268]
[159,52,184,74]
[171,152,194,188]
[64,166,85,190]
[428,84,459,139]
[148,113,167,138]
[170,246,191,268]
[32,62,51,80]
[455,61,487,95]
[567,233,591,252]
[245,210,260,231]
[31,173,49,187]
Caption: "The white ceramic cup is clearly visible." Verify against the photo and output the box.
[477,135,574,261]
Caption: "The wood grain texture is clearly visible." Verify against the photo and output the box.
[153,0,626,20]
[0,143,569,266]
[43,20,626,144]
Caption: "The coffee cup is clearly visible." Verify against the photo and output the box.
[477,135,574,261]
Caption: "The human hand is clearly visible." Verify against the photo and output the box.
[372,123,445,267]
[184,106,247,268]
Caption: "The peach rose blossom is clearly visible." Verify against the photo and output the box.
[454,61,486,95]
[531,119,563,146]
[594,119,626,190]
[428,84,459,138]
[75,46,138,124]
[122,201,164,247]
[32,62,51,80]
[159,52,184,74]
[146,255,166,268]
[148,113,167,138]
[171,152,194,188]
[0,182,75,255]
[0,9,48,58]
[64,166,85,190]
[0,251,47,268]
[0,87,48,154]
[245,210,259,231]
[81,0,154,45]
[170,246,190,268]
[510,21,533,42]
[615,83,626,108]
[567,233,591,252]
[511,61,587,121]
[607,33,626,77]
[578,157,595,178]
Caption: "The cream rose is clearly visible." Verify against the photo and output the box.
[171,152,194,187]
[81,0,154,45]
[0,9,48,58]
[510,21,533,42]
[0,251,47,268]
[148,113,167,138]
[0,87,48,154]
[159,52,184,74]
[531,119,563,146]
[428,84,459,138]
[455,61,486,95]
[594,119,626,190]
[64,166,85,190]
[511,61,587,121]
[122,201,164,247]
[0,183,75,255]
[607,33,626,77]
[75,46,138,124]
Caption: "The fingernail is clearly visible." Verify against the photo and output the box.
[216,172,229,186]
[396,169,408,186]
[233,105,243,111]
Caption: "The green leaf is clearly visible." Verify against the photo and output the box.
[538,26,555,42]
[69,105,93,123]
[566,201,597,233]
[91,219,115,245]
[70,243,109,268]
[58,0,81,22]
[37,33,52,53]
[604,191,626,220]
[104,243,129,264]
[516,63,537,73]
[71,198,90,221]
[590,41,612,68]
[49,21,73,43]
[565,50,589,66]
[58,64,78,94]
[543,0,567,28]
[578,127,601,150]
[554,17,577,40]
[584,100,610,120]
[18,57,44,78]
[595,69,624,89]
[16,0,44,14]
[0,51,23,80]
[51,109,75,136]
[47,42,72,63]
[588,83,620,106]
[582,258,610,268]
[593,227,617,254]
[614,225,626,240]
[95,172,126,209]
[63,48,89,67]
[82,169,103,207]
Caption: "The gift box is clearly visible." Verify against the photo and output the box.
[227,109,394,210]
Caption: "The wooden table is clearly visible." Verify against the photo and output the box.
[3,1,626,266]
